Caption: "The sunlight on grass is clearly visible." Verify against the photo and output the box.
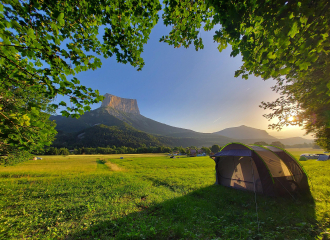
[0,152,329,239]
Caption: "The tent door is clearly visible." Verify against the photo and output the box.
[217,156,263,193]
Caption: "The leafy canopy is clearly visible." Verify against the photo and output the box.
[211,144,221,153]
[0,86,57,156]
[161,0,330,149]
[162,0,329,80]
[0,0,161,155]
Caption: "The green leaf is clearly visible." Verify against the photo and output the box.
[288,22,299,38]
[279,67,291,75]
[242,74,249,80]
[59,101,67,107]
[267,52,276,59]
[217,39,227,52]
[298,62,310,70]
[321,33,328,40]
[300,16,308,25]
[57,13,64,21]
[27,28,36,40]
[60,110,70,117]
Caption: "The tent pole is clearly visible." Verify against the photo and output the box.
[214,157,219,185]
[250,158,260,234]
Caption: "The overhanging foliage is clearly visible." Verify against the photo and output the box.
[0,0,161,155]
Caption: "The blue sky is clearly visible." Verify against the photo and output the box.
[54,19,312,139]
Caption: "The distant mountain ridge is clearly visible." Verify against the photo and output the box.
[275,137,314,145]
[50,94,314,148]
[50,94,233,147]
[214,125,276,140]
[214,125,314,145]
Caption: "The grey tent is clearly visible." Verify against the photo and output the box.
[317,154,329,161]
[211,143,310,196]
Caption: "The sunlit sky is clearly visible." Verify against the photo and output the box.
[54,19,313,140]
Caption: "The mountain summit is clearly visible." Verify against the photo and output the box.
[214,125,276,140]
[101,93,140,114]
[51,93,233,147]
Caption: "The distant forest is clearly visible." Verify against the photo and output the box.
[43,146,172,155]
[40,141,320,156]
[40,145,216,156]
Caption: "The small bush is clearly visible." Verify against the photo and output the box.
[299,156,308,161]
[96,159,107,164]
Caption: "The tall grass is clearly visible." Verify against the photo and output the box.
[0,151,329,239]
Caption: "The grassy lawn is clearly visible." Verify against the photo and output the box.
[0,150,329,239]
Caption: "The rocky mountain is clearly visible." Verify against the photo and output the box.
[50,94,314,148]
[51,94,233,147]
[101,93,140,114]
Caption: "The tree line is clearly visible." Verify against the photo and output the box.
[285,143,321,149]
[44,142,320,157]
[42,141,320,157]
[43,146,172,155]
[40,144,223,156]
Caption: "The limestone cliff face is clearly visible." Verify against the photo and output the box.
[101,93,140,114]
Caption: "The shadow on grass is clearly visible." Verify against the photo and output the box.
[67,185,318,240]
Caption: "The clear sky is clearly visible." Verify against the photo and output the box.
[54,19,313,140]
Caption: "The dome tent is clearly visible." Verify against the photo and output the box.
[211,143,310,197]
[317,154,329,161]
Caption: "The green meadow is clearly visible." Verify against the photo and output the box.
[0,149,329,239]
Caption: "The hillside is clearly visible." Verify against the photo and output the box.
[51,105,202,137]
[52,123,221,149]
[277,137,314,145]
[50,94,314,148]
[214,125,314,145]
[214,125,276,139]
[50,94,233,147]
[50,108,126,133]
[53,123,168,148]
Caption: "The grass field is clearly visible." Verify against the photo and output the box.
[0,149,329,239]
